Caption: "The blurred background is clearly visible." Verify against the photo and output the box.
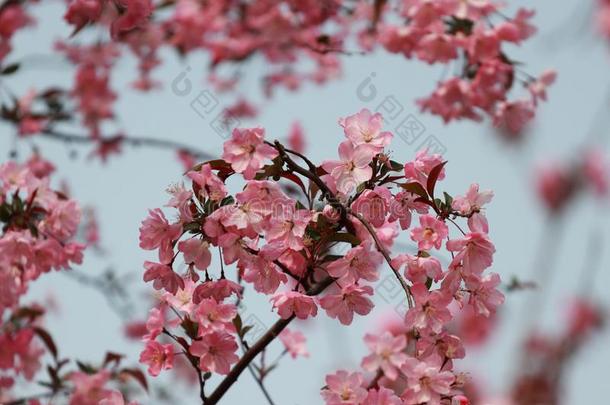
[1,0,609,404]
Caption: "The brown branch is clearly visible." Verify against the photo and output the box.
[39,128,213,160]
[272,140,356,235]
[205,276,334,405]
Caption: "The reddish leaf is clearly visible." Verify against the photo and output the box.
[121,368,149,392]
[426,161,448,199]
[33,327,58,359]
[103,352,125,368]
[400,182,428,199]
[279,172,307,197]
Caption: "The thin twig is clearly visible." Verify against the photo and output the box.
[350,211,414,308]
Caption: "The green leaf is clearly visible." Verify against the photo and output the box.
[220,196,235,206]
[443,192,453,207]
[389,160,404,171]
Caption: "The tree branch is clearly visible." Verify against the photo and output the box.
[205,276,334,405]
[39,128,213,160]
[350,211,414,308]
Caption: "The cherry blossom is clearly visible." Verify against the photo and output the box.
[189,331,239,375]
[321,370,367,405]
[279,329,309,359]
[410,215,449,251]
[271,291,318,320]
[139,340,174,377]
[361,332,408,380]
[222,127,278,180]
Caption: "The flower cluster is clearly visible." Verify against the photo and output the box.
[137,108,499,404]
[535,150,609,214]
[0,2,32,63]
[373,1,554,133]
[0,1,550,155]
[320,164,501,403]
[0,156,146,403]
[0,306,45,392]
[0,156,85,318]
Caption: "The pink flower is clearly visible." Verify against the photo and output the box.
[325,244,382,284]
[162,280,198,313]
[493,100,535,135]
[139,340,174,376]
[190,331,238,375]
[178,238,211,270]
[582,150,609,196]
[495,8,537,44]
[193,298,237,332]
[41,199,81,241]
[144,307,165,340]
[166,184,193,223]
[99,390,138,405]
[279,329,309,359]
[468,28,500,62]
[321,370,367,405]
[404,149,446,186]
[388,191,429,230]
[69,370,112,405]
[265,208,312,250]
[322,141,373,195]
[401,354,455,405]
[392,254,443,284]
[64,0,103,31]
[405,283,452,334]
[187,163,228,201]
[418,78,481,123]
[339,108,392,153]
[139,209,182,263]
[320,284,374,325]
[535,162,575,212]
[242,256,288,294]
[363,387,402,405]
[143,261,184,295]
[452,183,493,233]
[465,273,504,317]
[416,33,458,64]
[192,279,243,304]
[410,215,448,251]
[452,184,493,216]
[351,186,392,228]
[287,121,306,153]
[528,69,557,104]
[110,0,153,39]
[271,291,318,320]
[446,232,495,275]
[361,332,408,381]
[222,127,278,180]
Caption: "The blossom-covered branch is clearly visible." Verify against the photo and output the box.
[137,108,500,404]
